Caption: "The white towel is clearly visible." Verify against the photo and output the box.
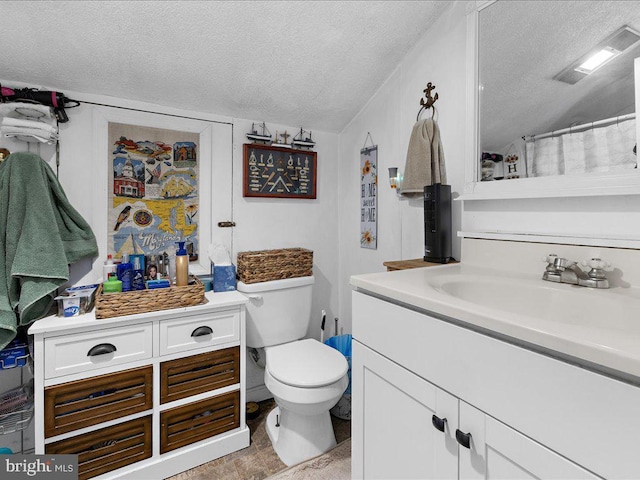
[400,118,447,195]
[0,126,58,144]
[0,102,55,121]
[2,117,58,135]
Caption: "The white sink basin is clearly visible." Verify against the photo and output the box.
[430,273,638,332]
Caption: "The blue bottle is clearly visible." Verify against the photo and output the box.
[117,253,133,292]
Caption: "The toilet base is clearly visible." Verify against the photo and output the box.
[266,406,337,466]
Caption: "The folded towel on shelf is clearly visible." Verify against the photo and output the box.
[0,102,55,121]
[400,118,447,195]
[2,117,59,134]
[0,125,59,144]
[0,102,59,144]
[0,152,98,351]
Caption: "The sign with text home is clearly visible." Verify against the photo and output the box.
[360,146,377,249]
[243,144,317,199]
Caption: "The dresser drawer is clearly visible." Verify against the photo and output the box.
[45,366,153,438]
[159,310,239,356]
[47,415,152,480]
[160,390,239,454]
[160,346,240,404]
[44,323,153,379]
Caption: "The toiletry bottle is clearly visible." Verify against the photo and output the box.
[103,254,117,282]
[131,255,145,290]
[102,273,123,293]
[175,242,189,287]
[160,251,170,277]
[117,253,133,292]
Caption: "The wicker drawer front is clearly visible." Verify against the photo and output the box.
[159,310,239,356]
[46,416,152,480]
[45,366,153,438]
[160,347,240,404]
[44,323,153,379]
[160,390,239,454]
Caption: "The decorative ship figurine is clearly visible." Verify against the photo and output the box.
[291,128,316,150]
[246,122,273,144]
[271,130,292,148]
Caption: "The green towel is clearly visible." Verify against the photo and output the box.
[0,152,98,350]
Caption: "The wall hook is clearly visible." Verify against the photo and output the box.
[417,82,439,121]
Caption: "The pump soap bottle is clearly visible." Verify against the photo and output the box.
[175,242,189,287]
[103,254,117,282]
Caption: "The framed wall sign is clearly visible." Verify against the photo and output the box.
[360,145,377,249]
[243,144,317,199]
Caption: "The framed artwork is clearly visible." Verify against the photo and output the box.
[107,122,200,261]
[360,145,377,249]
[243,144,317,199]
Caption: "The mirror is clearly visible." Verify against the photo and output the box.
[478,1,640,183]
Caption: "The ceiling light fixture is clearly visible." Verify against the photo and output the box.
[574,47,619,74]
[554,25,640,84]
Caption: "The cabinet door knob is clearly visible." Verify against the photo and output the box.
[455,429,472,449]
[87,343,117,357]
[432,414,447,432]
[191,326,213,337]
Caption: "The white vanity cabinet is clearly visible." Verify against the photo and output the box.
[352,290,640,479]
[352,341,458,479]
[29,291,250,480]
[458,402,598,480]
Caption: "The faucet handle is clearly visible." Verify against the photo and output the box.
[581,257,610,280]
[542,254,563,273]
[581,258,611,270]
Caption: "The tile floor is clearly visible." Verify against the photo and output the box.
[166,398,351,480]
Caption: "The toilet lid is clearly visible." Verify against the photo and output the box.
[267,339,348,388]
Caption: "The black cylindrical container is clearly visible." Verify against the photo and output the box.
[424,183,452,263]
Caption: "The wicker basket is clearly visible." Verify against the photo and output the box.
[94,276,205,319]
[237,248,313,284]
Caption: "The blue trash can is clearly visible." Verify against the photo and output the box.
[325,334,352,419]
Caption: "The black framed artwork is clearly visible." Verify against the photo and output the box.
[243,144,317,199]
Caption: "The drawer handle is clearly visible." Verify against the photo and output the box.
[87,343,117,357]
[432,414,447,432]
[455,429,472,449]
[191,326,213,337]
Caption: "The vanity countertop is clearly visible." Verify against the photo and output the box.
[351,263,640,382]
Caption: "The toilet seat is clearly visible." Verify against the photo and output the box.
[266,339,348,388]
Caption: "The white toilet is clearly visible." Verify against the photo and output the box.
[237,275,348,466]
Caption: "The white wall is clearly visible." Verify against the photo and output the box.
[0,81,340,400]
[337,2,469,332]
[231,119,340,399]
[231,119,340,337]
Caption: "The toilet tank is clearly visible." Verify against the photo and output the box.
[237,275,315,348]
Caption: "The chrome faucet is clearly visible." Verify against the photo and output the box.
[542,254,610,289]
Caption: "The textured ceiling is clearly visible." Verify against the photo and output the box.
[0,1,452,133]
